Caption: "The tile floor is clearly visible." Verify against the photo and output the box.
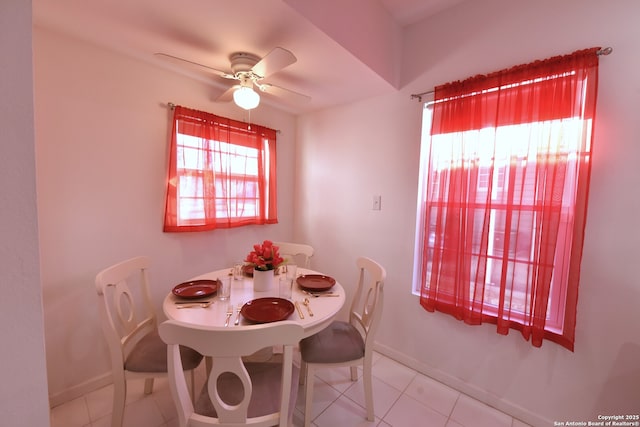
[50,351,532,427]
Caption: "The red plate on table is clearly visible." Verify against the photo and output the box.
[172,279,219,299]
[296,274,336,292]
[241,297,295,323]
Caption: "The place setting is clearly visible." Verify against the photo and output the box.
[171,278,220,309]
[296,273,339,298]
[290,272,338,318]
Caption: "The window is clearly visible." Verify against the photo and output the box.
[164,106,277,232]
[413,48,601,350]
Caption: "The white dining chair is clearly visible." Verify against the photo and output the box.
[159,319,305,427]
[95,256,203,427]
[273,241,314,268]
[299,256,386,426]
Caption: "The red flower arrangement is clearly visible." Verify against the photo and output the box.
[245,240,284,271]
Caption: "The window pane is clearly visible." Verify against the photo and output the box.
[176,133,262,221]
[179,198,204,222]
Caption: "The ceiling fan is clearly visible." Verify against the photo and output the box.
[155,47,311,110]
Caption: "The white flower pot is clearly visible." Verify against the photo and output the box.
[253,269,275,292]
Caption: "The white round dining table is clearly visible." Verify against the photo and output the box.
[162,268,345,338]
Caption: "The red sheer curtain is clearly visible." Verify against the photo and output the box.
[419,48,600,350]
[164,106,277,232]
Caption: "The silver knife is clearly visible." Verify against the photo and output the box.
[294,301,305,319]
[175,300,212,304]
[234,304,242,325]
[304,291,339,297]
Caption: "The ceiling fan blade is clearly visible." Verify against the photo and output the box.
[260,83,311,104]
[251,47,297,78]
[154,53,235,79]
[216,85,239,102]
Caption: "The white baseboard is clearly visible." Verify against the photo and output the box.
[49,372,112,408]
[374,342,550,427]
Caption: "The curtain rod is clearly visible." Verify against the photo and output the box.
[410,46,613,102]
[166,102,281,133]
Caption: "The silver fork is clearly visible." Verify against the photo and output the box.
[176,301,213,309]
[233,303,242,325]
[224,306,234,327]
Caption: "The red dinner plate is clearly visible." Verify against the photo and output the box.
[296,274,336,292]
[172,279,219,299]
[241,297,295,323]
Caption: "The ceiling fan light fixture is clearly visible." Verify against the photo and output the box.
[233,85,260,110]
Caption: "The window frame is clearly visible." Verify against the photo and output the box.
[413,104,589,336]
[163,106,278,232]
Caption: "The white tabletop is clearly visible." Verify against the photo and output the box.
[163,268,345,338]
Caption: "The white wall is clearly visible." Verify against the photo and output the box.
[0,0,51,425]
[33,0,640,423]
[33,27,299,404]
[296,0,640,425]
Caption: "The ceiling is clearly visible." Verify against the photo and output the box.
[32,0,464,114]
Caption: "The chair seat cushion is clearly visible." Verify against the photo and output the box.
[125,329,202,372]
[195,362,299,419]
[300,321,364,363]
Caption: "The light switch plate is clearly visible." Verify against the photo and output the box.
[372,195,381,210]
